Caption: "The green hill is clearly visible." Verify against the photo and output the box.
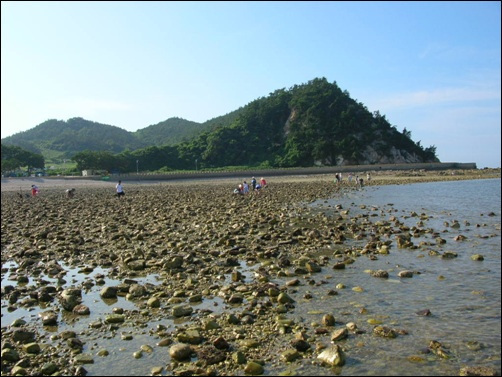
[1,77,438,170]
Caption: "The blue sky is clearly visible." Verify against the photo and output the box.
[1,1,500,168]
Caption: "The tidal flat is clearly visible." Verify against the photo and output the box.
[1,169,500,376]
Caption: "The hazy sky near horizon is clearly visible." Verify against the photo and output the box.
[2,1,500,168]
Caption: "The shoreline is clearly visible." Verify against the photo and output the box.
[1,168,500,192]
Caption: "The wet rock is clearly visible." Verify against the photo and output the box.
[471,254,484,261]
[370,270,389,278]
[39,310,58,325]
[398,270,414,278]
[169,343,192,361]
[100,286,118,299]
[322,314,335,326]
[59,288,82,311]
[291,339,310,352]
[1,348,20,362]
[73,304,90,315]
[373,326,397,338]
[331,327,348,341]
[281,349,301,362]
[73,354,94,364]
[416,309,431,316]
[12,329,35,344]
[172,304,193,317]
[22,342,41,354]
[317,345,346,366]
[244,361,264,375]
[105,314,125,323]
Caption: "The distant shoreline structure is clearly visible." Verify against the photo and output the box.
[9,162,480,183]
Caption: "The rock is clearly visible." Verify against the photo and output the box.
[59,288,82,311]
[322,314,335,326]
[416,309,431,316]
[39,310,58,325]
[331,328,348,341]
[232,351,247,364]
[105,314,125,323]
[370,270,389,278]
[1,348,20,362]
[177,329,203,345]
[441,251,457,258]
[244,361,264,375]
[100,286,118,299]
[471,254,484,261]
[317,345,346,366]
[373,326,397,338]
[147,297,161,308]
[291,339,310,352]
[281,349,301,362]
[398,270,414,278]
[40,362,58,375]
[277,292,295,304]
[12,329,35,344]
[172,304,193,317]
[169,343,192,361]
[73,304,90,315]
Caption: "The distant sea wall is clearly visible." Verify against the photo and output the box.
[81,162,477,182]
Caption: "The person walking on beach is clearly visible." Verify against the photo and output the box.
[116,180,125,198]
[242,181,250,194]
[31,184,39,197]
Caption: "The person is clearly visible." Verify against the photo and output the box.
[66,188,76,198]
[367,172,371,181]
[251,177,257,190]
[242,181,249,194]
[234,183,244,195]
[260,177,267,188]
[31,184,39,197]
[254,183,262,194]
[116,180,125,198]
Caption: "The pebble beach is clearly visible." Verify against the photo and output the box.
[1,168,500,376]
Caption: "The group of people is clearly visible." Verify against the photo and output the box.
[29,177,271,199]
[27,182,122,199]
[334,172,371,188]
[234,176,267,195]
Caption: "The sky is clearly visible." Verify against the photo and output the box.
[1,1,500,168]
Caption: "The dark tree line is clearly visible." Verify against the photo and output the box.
[1,144,45,173]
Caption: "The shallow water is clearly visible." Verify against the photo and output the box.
[294,178,501,375]
[1,179,500,375]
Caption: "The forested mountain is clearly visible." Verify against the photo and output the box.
[1,117,145,162]
[2,77,438,171]
[134,110,244,147]
[134,117,205,146]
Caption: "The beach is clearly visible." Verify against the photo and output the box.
[1,168,500,376]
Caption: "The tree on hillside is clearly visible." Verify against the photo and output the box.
[1,144,45,174]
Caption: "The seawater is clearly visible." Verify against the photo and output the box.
[290,178,501,376]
